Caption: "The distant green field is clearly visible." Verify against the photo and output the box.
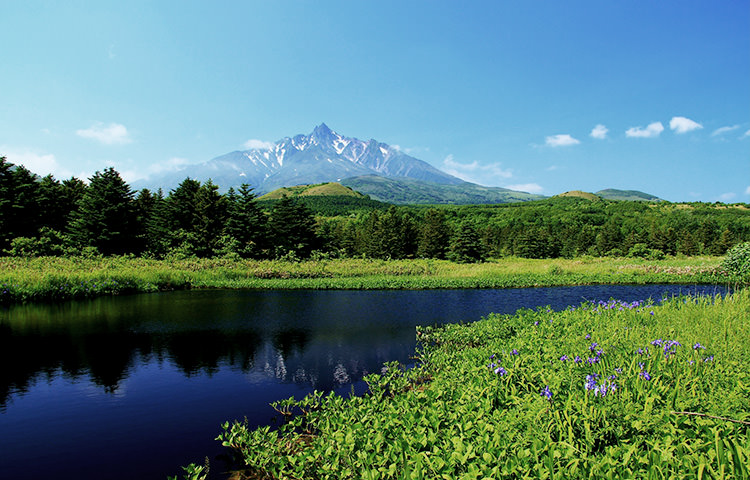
[0,255,731,305]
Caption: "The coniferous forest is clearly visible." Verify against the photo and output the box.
[2,157,749,262]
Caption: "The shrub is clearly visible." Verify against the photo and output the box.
[721,241,750,278]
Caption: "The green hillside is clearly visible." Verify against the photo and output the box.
[340,175,545,205]
[555,190,602,201]
[596,189,662,202]
[258,182,366,200]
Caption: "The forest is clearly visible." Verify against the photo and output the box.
[2,156,749,262]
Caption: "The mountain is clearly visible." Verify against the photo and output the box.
[137,123,465,193]
[595,189,662,202]
[340,175,544,204]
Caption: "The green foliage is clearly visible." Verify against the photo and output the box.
[448,221,484,263]
[67,167,137,255]
[268,195,319,258]
[198,291,750,479]
[721,241,750,278]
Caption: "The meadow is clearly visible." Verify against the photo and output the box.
[0,255,731,305]
[175,290,750,480]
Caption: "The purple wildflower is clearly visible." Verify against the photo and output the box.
[585,334,591,340]
[589,342,599,352]
[693,343,705,350]
[494,366,507,376]
[511,349,519,355]
[560,355,569,362]
[574,356,582,364]
[541,385,553,400]
[640,370,652,381]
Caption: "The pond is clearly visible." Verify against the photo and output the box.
[0,284,728,479]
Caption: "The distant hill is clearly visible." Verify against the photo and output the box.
[595,189,662,202]
[340,175,545,205]
[555,190,602,201]
[258,182,366,200]
[554,189,662,202]
[256,182,390,215]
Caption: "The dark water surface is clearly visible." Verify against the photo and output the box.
[0,285,727,479]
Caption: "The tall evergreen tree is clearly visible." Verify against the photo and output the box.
[193,180,229,257]
[417,208,450,259]
[67,167,136,255]
[225,184,268,258]
[268,195,318,258]
[449,221,484,263]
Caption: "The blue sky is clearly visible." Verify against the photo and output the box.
[2,1,748,202]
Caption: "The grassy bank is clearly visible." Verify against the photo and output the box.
[178,290,750,480]
[0,256,733,305]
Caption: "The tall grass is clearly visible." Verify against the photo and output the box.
[182,290,750,480]
[1,255,731,305]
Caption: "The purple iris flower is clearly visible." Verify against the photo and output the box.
[541,385,553,400]
[494,366,507,376]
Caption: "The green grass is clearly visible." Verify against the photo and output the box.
[180,290,750,480]
[0,255,735,305]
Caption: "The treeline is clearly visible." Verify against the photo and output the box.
[2,157,749,261]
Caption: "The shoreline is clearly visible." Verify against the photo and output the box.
[1,255,736,306]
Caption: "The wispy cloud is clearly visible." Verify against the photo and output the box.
[76,122,132,145]
[545,134,580,147]
[590,124,608,140]
[743,129,750,139]
[442,154,512,185]
[711,125,739,136]
[119,157,193,183]
[669,116,702,134]
[719,192,736,202]
[504,183,544,194]
[243,139,274,150]
[745,186,750,195]
[2,147,76,179]
[626,122,664,138]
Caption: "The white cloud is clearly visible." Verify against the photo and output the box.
[76,122,132,145]
[545,134,580,147]
[243,139,274,150]
[504,183,544,194]
[119,157,192,183]
[1,147,75,179]
[590,124,608,140]
[745,186,750,195]
[711,125,739,136]
[743,129,750,139]
[669,116,702,134]
[442,154,513,185]
[719,192,736,202]
[626,122,664,138]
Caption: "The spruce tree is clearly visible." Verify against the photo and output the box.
[67,167,136,255]
[417,208,450,259]
[225,184,268,258]
[268,195,318,258]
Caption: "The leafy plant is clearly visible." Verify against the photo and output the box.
[721,241,750,278]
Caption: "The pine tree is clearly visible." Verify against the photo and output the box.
[417,208,450,259]
[225,184,268,258]
[449,222,484,263]
[268,195,318,258]
[67,167,136,255]
[193,180,229,257]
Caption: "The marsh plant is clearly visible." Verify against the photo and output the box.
[179,291,749,479]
